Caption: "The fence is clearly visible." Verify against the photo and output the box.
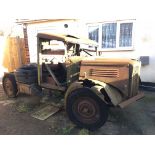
[2,37,28,72]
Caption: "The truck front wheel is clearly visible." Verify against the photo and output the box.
[3,74,18,98]
[66,88,109,130]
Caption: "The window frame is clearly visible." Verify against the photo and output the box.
[87,20,135,52]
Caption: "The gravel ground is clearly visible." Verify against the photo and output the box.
[0,84,155,135]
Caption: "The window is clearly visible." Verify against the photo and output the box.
[119,23,133,47]
[102,23,117,48]
[88,20,134,51]
[88,25,99,43]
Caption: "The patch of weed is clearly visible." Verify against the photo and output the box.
[78,129,89,135]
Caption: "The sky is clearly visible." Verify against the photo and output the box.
[0,0,155,31]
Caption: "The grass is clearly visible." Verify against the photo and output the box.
[78,129,90,135]
[15,102,33,112]
[62,126,74,135]
[55,124,90,135]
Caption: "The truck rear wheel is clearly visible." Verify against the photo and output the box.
[3,74,18,98]
[66,88,109,130]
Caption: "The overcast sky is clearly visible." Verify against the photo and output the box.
[0,0,154,30]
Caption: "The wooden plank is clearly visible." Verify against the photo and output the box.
[16,37,22,67]
[31,104,60,120]
[2,37,29,72]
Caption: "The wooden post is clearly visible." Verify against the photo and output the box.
[16,36,22,67]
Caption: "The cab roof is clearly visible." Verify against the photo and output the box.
[37,33,98,47]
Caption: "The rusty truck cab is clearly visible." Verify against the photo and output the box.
[37,33,98,91]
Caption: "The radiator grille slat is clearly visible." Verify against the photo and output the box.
[89,69,119,78]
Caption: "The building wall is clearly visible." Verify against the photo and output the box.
[27,20,80,63]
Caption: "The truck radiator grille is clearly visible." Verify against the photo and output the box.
[130,66,140,96]
[89,69,119,78]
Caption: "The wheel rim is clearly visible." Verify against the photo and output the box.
[4,78,14,96]
[72,97,100,125]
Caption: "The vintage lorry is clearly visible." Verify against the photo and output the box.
[2,33,144,130]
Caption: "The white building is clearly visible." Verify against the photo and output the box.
[85,18,155,83]
[19,17,155,83]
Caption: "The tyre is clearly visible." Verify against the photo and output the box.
[14,64,38,84]
[66,87,109,130]
[3,74,18,98]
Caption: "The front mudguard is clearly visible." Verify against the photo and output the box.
[65,80,123,107]
[89,79,123,106]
